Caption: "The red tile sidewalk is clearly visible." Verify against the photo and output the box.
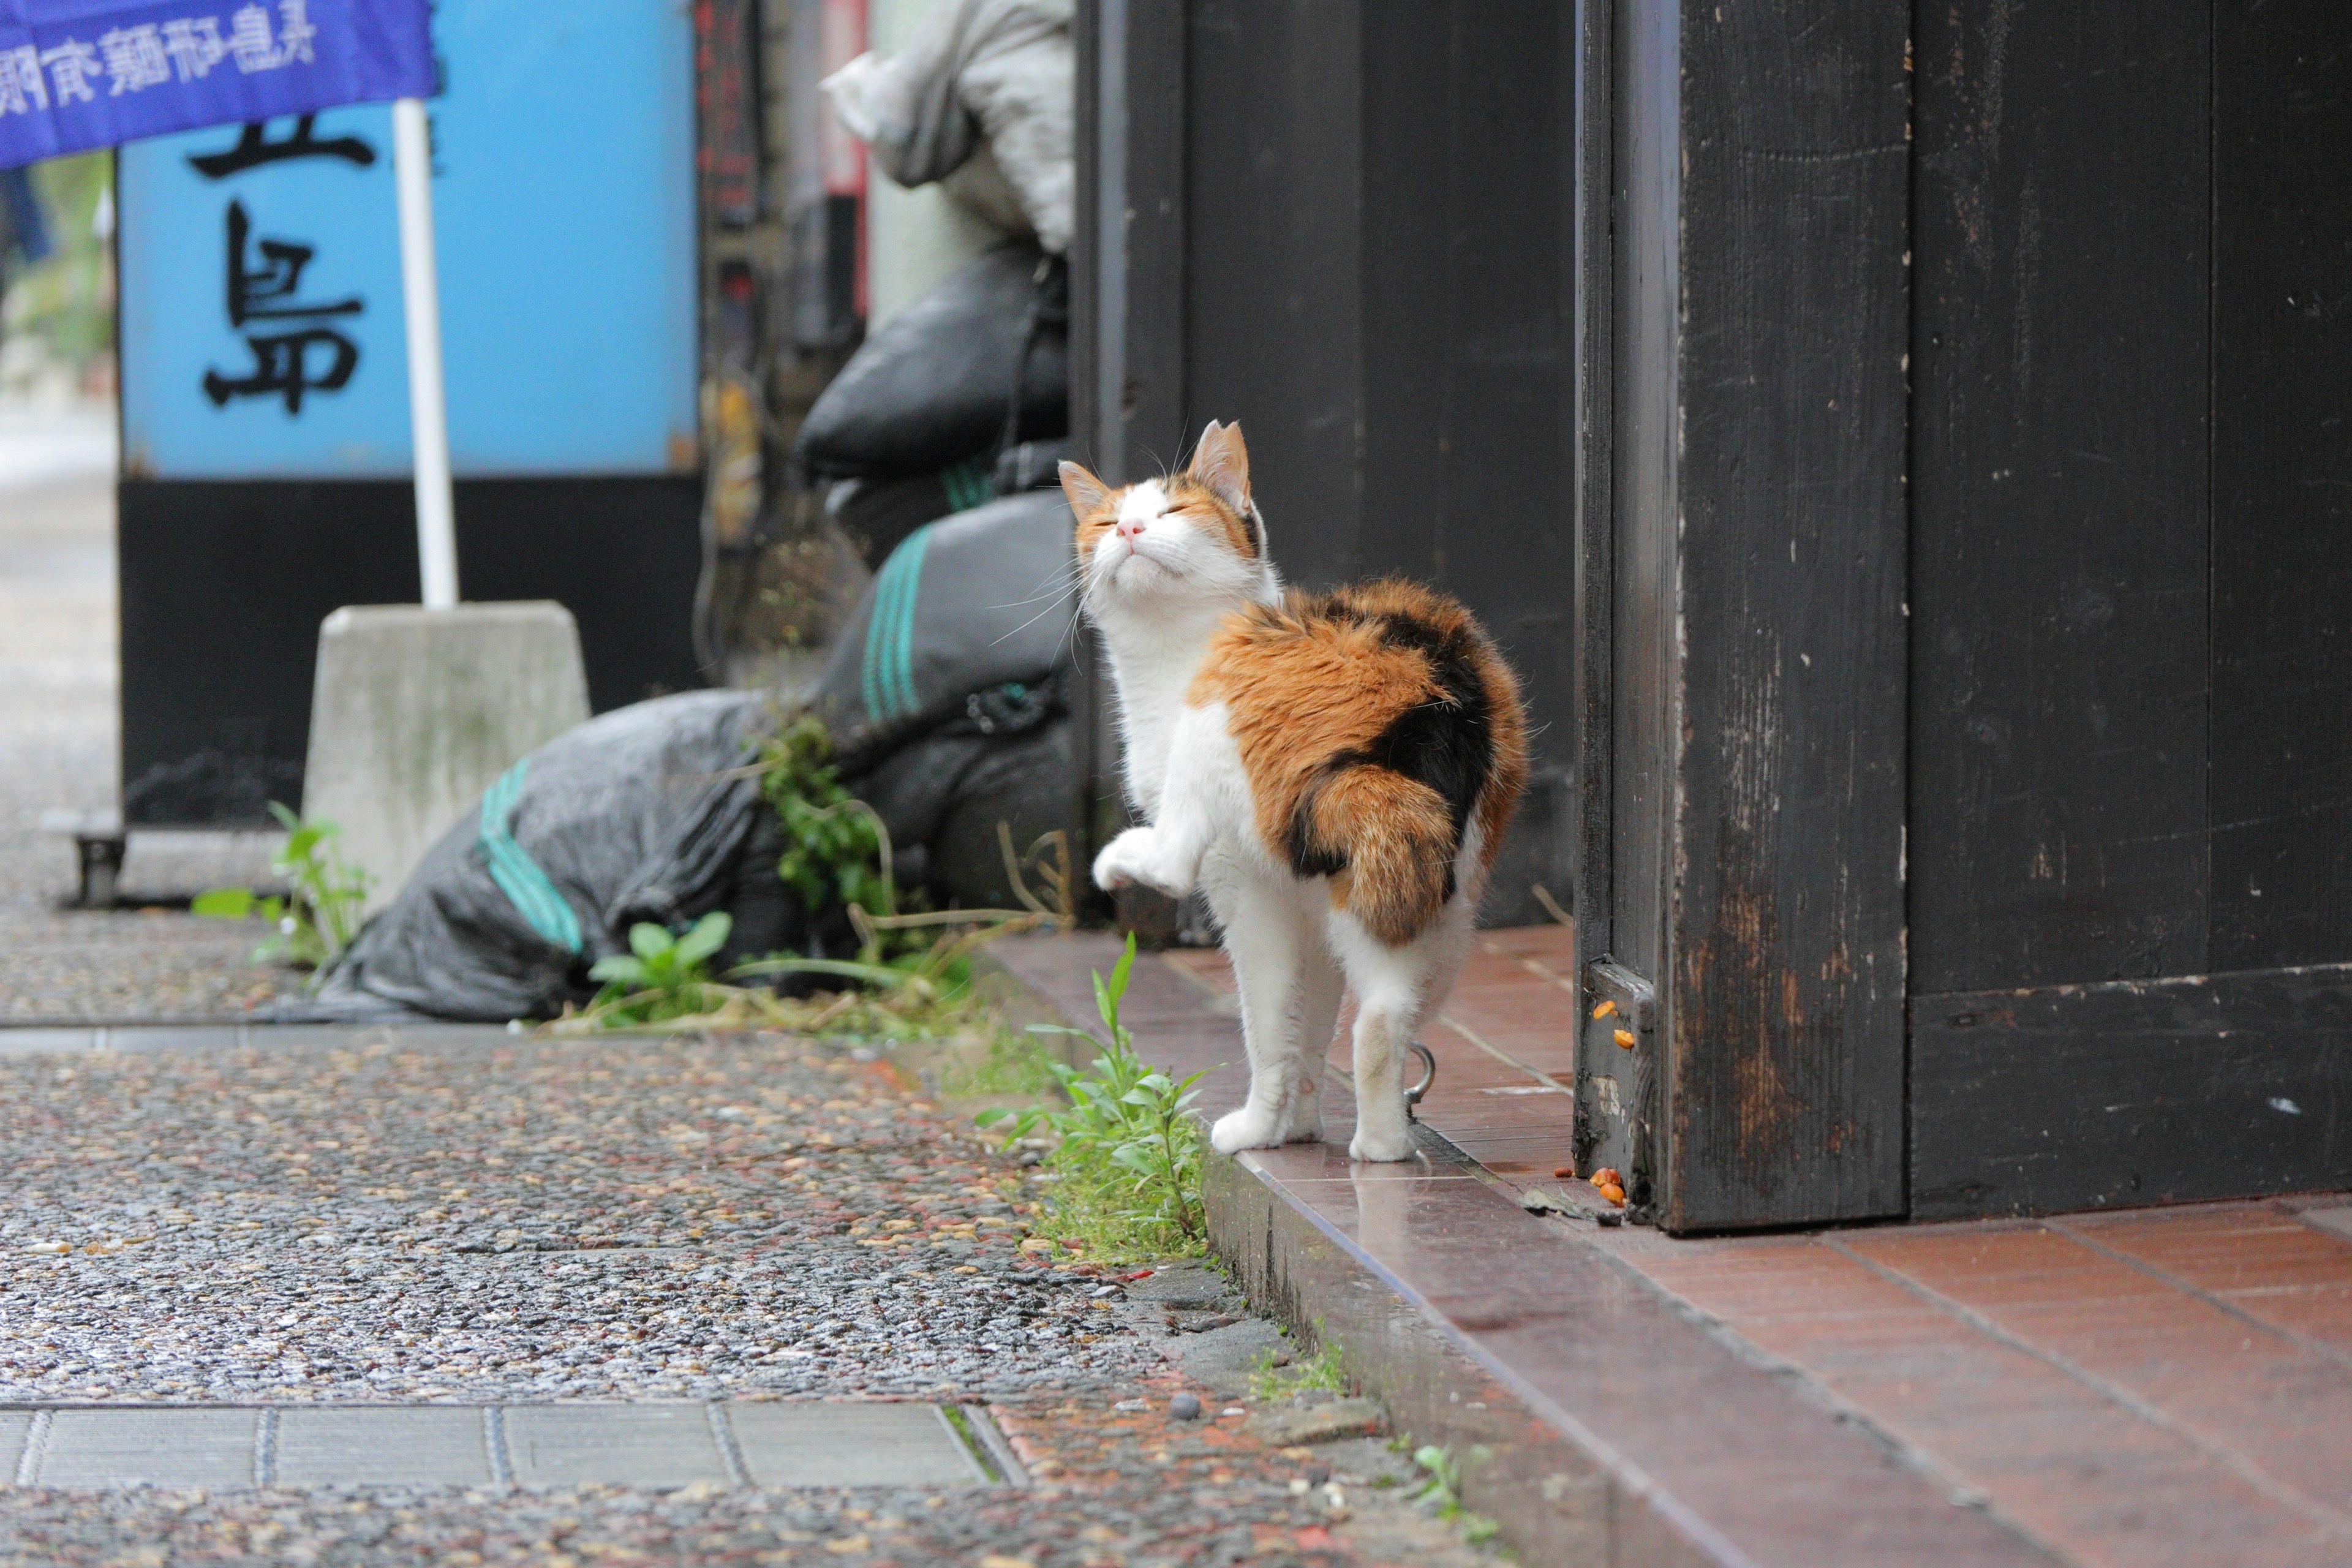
[993,927,2352,1567]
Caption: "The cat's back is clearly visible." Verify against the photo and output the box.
[1194,577,1521,737]
[1190,577,1529,889]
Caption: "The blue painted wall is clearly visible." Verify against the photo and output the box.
[119,0,698,478]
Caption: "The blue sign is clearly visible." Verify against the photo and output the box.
[119,0,698,478]
[0,0,431,168]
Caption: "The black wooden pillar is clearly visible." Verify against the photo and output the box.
[1581,1,1912,1231]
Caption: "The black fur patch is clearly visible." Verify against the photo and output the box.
[1280,597,1496,897]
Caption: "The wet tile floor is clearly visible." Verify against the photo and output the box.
[997,927,2352,1568]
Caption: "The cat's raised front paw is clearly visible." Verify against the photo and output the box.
[1210,1106,1283,1155]
[1091,826,1190,897]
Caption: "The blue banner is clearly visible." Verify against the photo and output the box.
[0,0,431,169]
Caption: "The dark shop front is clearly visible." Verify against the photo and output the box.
[1074,0,2352,1232]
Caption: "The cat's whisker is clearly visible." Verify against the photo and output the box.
[990,594,1084,646]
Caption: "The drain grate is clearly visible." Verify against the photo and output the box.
[0,1402,1016,1491]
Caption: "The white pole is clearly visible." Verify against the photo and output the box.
[392,96,458,610]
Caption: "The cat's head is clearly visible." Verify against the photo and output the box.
[1058,421,1279,624]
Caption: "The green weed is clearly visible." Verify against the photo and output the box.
[582,911,734,1025]
[976,934,1212,1259]
[1250,1333,1348,1404]
[193,803,373,970]
[1410,1444,1502,1547]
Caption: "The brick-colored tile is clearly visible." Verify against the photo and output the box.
[1610,1232,2352,1567]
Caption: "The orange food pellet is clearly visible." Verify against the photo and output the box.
[1613,1028,1637,1049]
[1591,999,1616,1019]
[1588,1167,1621,1189]
[1599,1183,1626,1204]
[1553,1166,1577,1179]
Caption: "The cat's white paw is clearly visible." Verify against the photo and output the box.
[1210,1106,1284,1154]
[1348,1119,1417,1163]
[1091,827,1158,892]
[1091,826,1191,897]
[1274,1089,1324,1144]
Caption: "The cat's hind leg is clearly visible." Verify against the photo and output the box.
[1332,892,1476,1162]
[1204,864,1315,1155]
[1275,912,1344,1144]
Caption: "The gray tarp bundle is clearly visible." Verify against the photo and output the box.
[794,240,1067,483]
[306,491,1079,1023]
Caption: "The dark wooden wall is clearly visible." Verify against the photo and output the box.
[1909,0,2352,1216]
[1077,0,1580,924]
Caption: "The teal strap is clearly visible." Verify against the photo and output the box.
[940,458,994,512]
[861,523,933,723]
[478,760,584,954]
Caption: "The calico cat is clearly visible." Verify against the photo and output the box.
[1060,422,1528,1161]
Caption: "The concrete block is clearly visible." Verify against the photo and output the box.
[728,1403,985,1488]
[0,1411,32,1483]
[37,1408,258,1488]
[503,1403,727,1489]
[301,602,589,916]
[274,1407,493,1487]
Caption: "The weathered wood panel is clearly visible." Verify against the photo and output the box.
[1182,0,1362,575]
[1659,0,1912,1230]
[1567,0,1613,967]
[1606,0,1676,997]
[1912,967,2352,1218]
[1071,0,1190,873]
[1909,0,2214,995]
[2209,0,2352,972]
[1359,2,1576,924]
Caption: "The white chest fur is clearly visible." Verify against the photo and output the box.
[1098,611,1217,820]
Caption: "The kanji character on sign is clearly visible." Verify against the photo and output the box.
[0,45,45,116]
[222,199,361,326]
[274,0,316,67]
[40,40,102,106]
[227,4,280,73]
[187,115,374,179]
[202,327,359,413]
[161,18,228,82]
[97,23,171,94]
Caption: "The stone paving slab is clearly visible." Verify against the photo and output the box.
[274,1407,494,1488]
[0,1415,26,1484]
[729,1401,983,1488]
[37,1409,259,1490]
[0,1403,998,1492]
[503,1403,731,1490]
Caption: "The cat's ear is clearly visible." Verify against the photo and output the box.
[1187,421,1252,514]
[1058,460,1112,519]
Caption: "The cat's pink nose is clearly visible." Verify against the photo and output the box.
[1116,514,1147,541]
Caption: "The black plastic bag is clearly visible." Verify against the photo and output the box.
[794,242,1068,480]
[802,488,1078,763]
[304,692,786,1023]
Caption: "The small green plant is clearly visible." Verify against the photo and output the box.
[976,934,1212,1254]
[192,803,373,969]
[758,715,900,927]
[1251,1333,1348,1404]
[546,714,1053,1036]
[1410,1444,1501,1546]
[582,911,734,1025]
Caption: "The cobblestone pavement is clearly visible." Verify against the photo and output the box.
[0,1025,1488,1567]
[0,477,295,1025]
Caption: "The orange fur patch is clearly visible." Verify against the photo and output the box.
[1193,578,1529,944]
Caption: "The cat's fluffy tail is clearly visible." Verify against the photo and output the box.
[1292,764,1464,946]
